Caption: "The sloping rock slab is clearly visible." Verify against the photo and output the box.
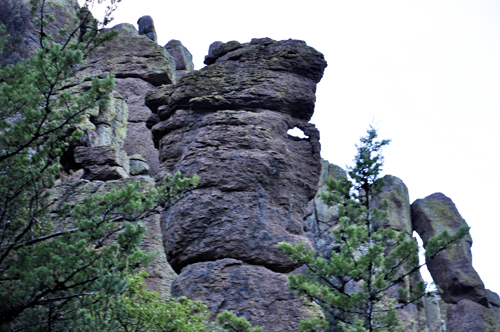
[411,193,488,306]
[171,258,310,332]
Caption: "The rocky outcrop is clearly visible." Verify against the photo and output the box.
[411,193,488,307]
[76,22,177,176]
[149,38,326,329]
[307,162,427,331]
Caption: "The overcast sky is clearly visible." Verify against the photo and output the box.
[83,0,500,294]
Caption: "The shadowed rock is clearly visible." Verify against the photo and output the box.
[411,193,488,306]
[137,15,157,42]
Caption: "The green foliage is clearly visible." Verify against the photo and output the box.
[280,126,468,332]
[0,1,205,330]
[216,311,263,332]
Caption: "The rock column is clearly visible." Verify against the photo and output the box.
[148,38,327,331]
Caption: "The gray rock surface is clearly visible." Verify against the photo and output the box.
[172,258,319,332]
[411,193,488,306]
[446,299,500,332]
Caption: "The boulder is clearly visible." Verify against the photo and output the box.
[168,38,327,120]
[129,154,150,176]
[137,15,157,42]
[411,193,488,306]
[165,39,195,80]
[171,258,317,332]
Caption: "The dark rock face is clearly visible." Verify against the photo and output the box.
[153,38,326,275]
[172,259,317,332]
[411,193,488,306]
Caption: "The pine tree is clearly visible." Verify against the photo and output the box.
[0,1,202,330]
[280,126,469,332]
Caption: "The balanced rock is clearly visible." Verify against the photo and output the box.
[411,193,488,306]
[137,15,157,42]
[153,38,326,275]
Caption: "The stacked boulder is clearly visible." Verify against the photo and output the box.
[146,38,327,331]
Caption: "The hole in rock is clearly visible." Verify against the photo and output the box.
[287,127,309,139]
[413,231,437,292]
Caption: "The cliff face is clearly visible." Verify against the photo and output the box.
[2,2,499,331]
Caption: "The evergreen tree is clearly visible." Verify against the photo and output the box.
[280,126,469,332]
[0,1,201,330]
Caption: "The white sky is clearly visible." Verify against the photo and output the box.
[83,0,500,295]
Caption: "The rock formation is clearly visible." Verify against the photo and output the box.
[2,1,499,330]
[147,37,327,330]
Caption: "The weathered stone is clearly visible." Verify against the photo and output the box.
[113,78,160,175]
[0,0,80,66]
[137,15,157,42]
[165,39,194,80]
[129,155,150,176]
[124,122,159,176]
[145,84,174,114]
[411,193,488,306]
[82,164,128,181]
[305,159,346,259]
[374,175,412,232]
[74,146,128,168]
[157,108,321,273]
[169,38,327,121]
[446,299,500,332]
[114,78,155,122]
[77,23,176,86]
[172,258,315,332]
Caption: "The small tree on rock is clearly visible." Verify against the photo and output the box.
[280,126,469,332]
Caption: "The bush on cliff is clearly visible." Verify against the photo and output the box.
[280,126,469,332]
